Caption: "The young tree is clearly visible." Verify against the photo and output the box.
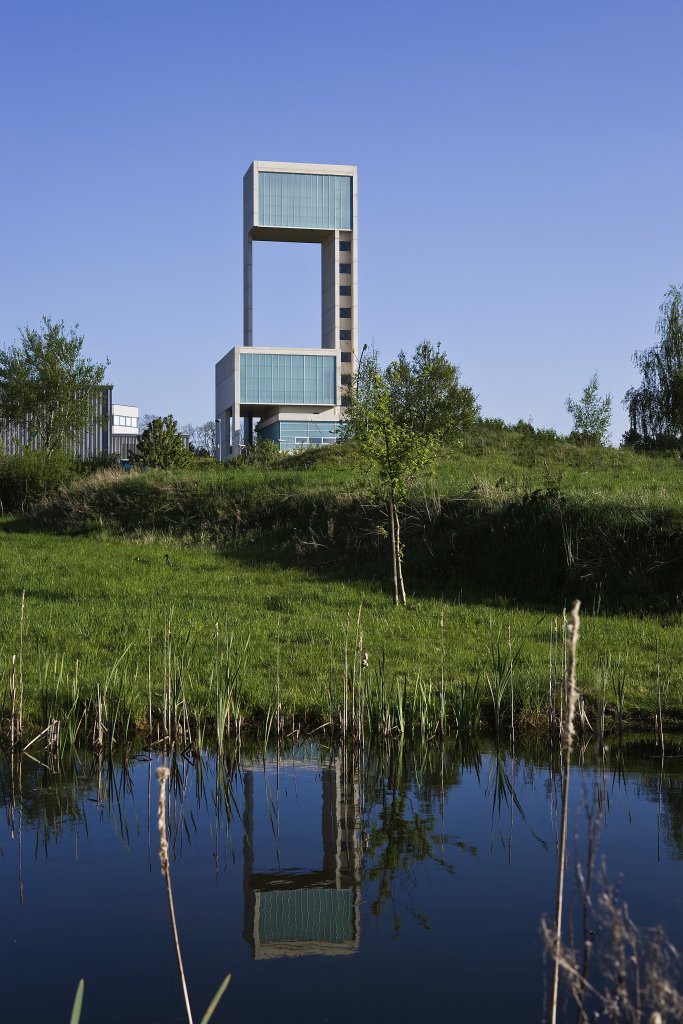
[565,373,612,446]
[386,340,479,442]
[343,360,436,606]
[132,415,191,469]
[0,317,109,455]
[623,285,683,449]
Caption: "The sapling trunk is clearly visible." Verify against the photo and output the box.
[388,495,399,605]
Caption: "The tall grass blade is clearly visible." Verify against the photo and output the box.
[198,974,231,1024]
[69,979,85,1024]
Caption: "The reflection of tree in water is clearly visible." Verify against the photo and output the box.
[0,749,144,858]
[625,743,683,862]
[660,775,683,860]
[360,740,477,934]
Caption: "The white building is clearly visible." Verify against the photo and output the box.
[216,160,358,458]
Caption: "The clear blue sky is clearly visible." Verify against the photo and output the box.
[1,0,681,441]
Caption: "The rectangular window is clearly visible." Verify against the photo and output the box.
[339,330,351,341]
[341,374,351,385]
[339,263,351,274]
[339,285,351,296]
[341,350,352,362]
[340,308,351,319]
[258,172,352,230]
[240,352,337,405]
[339,241,351,252]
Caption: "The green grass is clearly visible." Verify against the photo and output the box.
[1,519,682,737]
[3,427,683,739]
[18,429,683,617]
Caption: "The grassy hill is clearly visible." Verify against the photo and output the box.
[21,423,683,612]
[2,423,682,739]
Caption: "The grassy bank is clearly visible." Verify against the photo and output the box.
[1,521,682,744]
[2,427,682,744]
[20,428,683,613]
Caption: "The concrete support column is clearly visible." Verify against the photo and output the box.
[321,232,337,349]
[244,233,253,346]
[232,400,242,456]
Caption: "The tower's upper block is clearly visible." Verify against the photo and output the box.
[245,161,357,236]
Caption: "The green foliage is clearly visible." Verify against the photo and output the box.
[386,339,479,441]
[0,317,109,455]
[565,372,612,445]
[343,359,438,604]
[16,426,683,614]
[347,364,436,501]
[227,437,283,468]
[132,415,191,469]
[624,284,683,449]
[247,437,282,465]
[2,524,683,737]
[0,448,76,513]
[77,452,121,474]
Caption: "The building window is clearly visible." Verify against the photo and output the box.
[339,330,351,341]
[340,308,351,319]
[339,241,351,252]
[341,374,351,385]
[341,350,352,362]
[339,263,351,274]
[339,285,351,297]
[341,396,350,408]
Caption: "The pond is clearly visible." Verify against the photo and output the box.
[2,736,683,1022]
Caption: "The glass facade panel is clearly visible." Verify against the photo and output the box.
[257,419,339,452]
[240,352,336,406]
[258,172,352,230]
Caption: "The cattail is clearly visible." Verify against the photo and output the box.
[156,765,193,1024]
[550,600,581,1024]
[156,766,170,875]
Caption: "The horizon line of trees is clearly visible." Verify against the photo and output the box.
[1,283,683,470]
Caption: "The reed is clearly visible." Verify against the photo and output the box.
[453,678,481,736]
[156,765,231,1024]
[549,599,581,1024]
[486,637,514,734]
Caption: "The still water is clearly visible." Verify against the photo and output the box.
[2,737,683,1023]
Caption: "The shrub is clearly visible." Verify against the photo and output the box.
[0,448,77,514]
[131,415,192,469]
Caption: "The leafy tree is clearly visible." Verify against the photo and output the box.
[385,340,479,442]
[0,317,109,455]
[343,357,436,606]
[132,415,191,469]
[565,373,612,446]
[623,285,683,449]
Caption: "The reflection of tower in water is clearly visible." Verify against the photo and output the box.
[242,752,361,959]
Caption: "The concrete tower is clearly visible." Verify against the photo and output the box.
[215,160,358,458]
